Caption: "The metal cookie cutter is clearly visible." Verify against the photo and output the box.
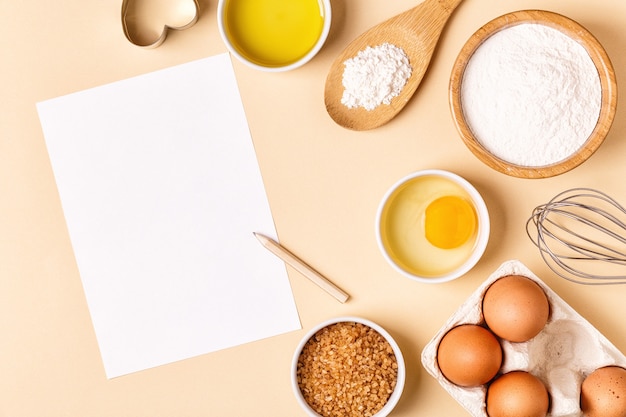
[121,0,200,48]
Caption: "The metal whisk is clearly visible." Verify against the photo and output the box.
[527,188,626,285]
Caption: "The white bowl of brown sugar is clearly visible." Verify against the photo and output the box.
[291,317,406,417]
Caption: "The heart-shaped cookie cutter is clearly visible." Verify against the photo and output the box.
[121,0,200,48]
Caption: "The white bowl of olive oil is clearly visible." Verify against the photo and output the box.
[217,0,332,72]
[376,170,490,283]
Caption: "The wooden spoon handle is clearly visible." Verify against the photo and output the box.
[402,0,463,31]
[438,0,464,13]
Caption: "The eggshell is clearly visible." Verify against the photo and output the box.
[483,274,550,342]
[421,260,626,417]
[437,324,502,387]
[581,366,626,417]
[486,371,549,417]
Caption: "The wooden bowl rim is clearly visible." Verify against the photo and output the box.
[449,9,617,179]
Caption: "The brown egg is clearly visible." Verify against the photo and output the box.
[482,275,550,342]
[436,324,502,387]
[581,366,626,417]
[486,371,549,417]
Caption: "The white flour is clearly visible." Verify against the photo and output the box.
[341,43,412,111]
[461,24,601,167]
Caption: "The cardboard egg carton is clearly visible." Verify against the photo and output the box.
[421,259,626,417]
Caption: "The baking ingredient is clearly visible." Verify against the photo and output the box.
[436,324,502,387]
[581,366,626,417]
[486,371,549,417]
[379,175,479,277]
[425,195,476,249]
[461,23,601,166]
[222,0,325,67]
[422,260,626,417]
[482,275,550,342]
[341,43,412,111]
[296,322,398,417]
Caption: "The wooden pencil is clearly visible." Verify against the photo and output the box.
[253,232,349,303]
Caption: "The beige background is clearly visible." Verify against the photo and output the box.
[2,0,626,415]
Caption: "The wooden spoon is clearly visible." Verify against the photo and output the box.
[324,0,463,130]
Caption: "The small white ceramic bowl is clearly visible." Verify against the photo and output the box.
[376,170,490,283]
[217,0,332,72]
[291,316,406,417]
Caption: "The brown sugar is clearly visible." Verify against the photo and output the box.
[296,322,398,417]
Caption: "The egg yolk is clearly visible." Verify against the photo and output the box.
[424,196,476,249]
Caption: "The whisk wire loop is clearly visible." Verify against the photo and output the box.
[527,188,626,285]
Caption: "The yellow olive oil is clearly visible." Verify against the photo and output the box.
[223,0,325,67]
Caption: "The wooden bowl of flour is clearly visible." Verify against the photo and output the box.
[449,10,617,178]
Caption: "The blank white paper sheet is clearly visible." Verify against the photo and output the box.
[37,54,301,378]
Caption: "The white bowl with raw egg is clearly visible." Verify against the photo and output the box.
[217,0,332,72]
[376,170,489,283]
